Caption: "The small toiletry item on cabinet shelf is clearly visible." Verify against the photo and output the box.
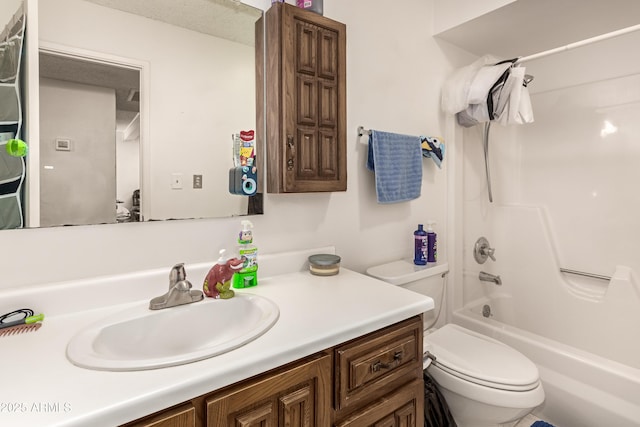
[232,220,258,288]
[426,221,437,263]
[414,224,427,266]
[296,0,323,15]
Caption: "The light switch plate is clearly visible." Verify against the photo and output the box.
[193,174,202,189]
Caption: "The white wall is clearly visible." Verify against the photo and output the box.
[432,0,515,34]
[0,0,21,28]
[38,0,253,220]
[0,0,471,291]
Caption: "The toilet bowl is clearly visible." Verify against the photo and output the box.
[366,260,545,427]
[424,323,545,427]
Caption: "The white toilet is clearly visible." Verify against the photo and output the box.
[367,260,545,427]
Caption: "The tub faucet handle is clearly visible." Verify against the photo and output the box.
[474,237,496,264]
[484,246,496,261]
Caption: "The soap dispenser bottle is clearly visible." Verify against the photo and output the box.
[232,220,258,288]
[414,224,427,265]
[426,221,437,263]
[203,249,242,299]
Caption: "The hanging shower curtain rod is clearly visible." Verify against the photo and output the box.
[516,23,640,64]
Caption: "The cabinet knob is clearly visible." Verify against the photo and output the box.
[371,351,403,372]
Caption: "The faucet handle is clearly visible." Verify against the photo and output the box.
[474,237,496,264]
[169,263,187,287]
[482,246,496,261]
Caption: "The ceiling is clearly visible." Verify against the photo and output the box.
[40,52,140,113]
[84,0,262,47]
[434,0,640,59]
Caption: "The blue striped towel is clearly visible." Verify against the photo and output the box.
[366,130,422,203]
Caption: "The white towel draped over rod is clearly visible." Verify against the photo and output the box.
[516,23,640,64]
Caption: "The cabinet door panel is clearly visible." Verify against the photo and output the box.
[297,76,317,126]
[318,82,337,128]
[295,22,317,75]
[335,379,424,427]
[206,353,331,427]
[319,131,338,178]
[279,385,314,427]
[317,29,338,80]
[296,128,318,178]
[235,402,275,427]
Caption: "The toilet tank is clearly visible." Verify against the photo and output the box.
[367,259,449,330]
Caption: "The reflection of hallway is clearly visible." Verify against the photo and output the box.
[39,78,116,226]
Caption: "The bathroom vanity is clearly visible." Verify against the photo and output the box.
[0,248,432,426]
[125,316,423,426]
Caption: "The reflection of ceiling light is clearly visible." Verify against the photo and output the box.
[600,120,618,138]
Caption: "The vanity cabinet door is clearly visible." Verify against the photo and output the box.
[334,379,424,427]
[206,352,332,427]
[264,2,347,193]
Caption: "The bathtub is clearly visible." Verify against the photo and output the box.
[453,295,640,427]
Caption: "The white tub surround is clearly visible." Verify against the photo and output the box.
[0,248,434,427]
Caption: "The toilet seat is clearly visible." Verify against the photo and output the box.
[424,324,540,392]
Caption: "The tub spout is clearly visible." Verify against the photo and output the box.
[479,271,502,285]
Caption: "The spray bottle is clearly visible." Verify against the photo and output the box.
[232,220,258,288]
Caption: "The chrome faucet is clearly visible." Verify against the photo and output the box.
[149,263,204,310]
[479,271,502,286]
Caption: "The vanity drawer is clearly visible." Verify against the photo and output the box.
[334,316,423,412]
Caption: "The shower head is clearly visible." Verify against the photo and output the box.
[523,74,534,87]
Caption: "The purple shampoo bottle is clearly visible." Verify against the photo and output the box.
[426,221,437,263]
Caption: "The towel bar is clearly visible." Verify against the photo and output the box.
[559,268,611,281]
[357,126,371,137]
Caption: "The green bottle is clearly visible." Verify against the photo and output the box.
[232,220,258,288]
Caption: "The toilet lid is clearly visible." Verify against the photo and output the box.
[424,324,539,391]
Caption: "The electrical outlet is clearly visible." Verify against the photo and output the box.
[171,173,183,189]
[193,174,203,189]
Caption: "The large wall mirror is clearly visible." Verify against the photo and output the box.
[1,0,263,230]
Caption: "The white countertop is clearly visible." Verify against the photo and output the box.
[0,249,434,427]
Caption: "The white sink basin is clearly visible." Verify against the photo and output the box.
[66,293,279,371]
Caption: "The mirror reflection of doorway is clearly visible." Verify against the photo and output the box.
[38,49,141,226]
